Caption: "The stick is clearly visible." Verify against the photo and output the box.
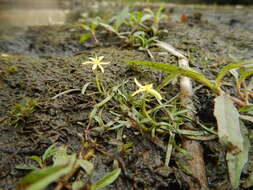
[157,41,208,190]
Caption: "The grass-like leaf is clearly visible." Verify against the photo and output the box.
[16,165,70,190]
[78,160,94,176]
[42,144,57,162]
[215,60,252,88]
[239,105,253,113]
[99,23,117,34]
[72,181,85,190]
[157,73,179,90]
[91,168,121,190]
[79,33,92,43]
[30,156,43,167]
[113,7,129,31]
[237,70,253,87]
[125,60,218,93]
[240,115,253,123]
[16,164,38,170]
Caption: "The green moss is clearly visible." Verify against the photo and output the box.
[5,65,18,75]
[9,98,38,126]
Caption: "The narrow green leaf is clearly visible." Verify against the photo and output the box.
[78,160,94,175]
[81,82,91,95]
[93,84,121,108]
[78,24,90,30]
[183,69,217,92]
[16,164,38,170]
[239,105,253,113]
[113,7,129,31]
[42,144,57,162]
[215,63,247,88]
[16,165,69,190]
[126,59,180,73]
[229,68,239,81]
[240,58,253,67]
[30,156,43,167]
[52,89,80,100]
[79,33,92,44]
[72,181,85,190]
[214,95,244,153]
[240,115,253,123]
[226,122,250,189]
[165,133,175,166]
[237,70,253,87]
[141,13,152,22]
[53,146,76,167]
[91,168,121,190]
[157,73,179,90]
[125,60,218,93]
[99,23,117,34]
[156,6,164,19]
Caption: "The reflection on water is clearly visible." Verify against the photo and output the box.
[0,9,68,26]
[0,0,68,26]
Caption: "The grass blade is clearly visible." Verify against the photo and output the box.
[237,70,253,87]
[16,165,70,190]
[125,60,218,93]
[91,168,121,190]
[215,60,252,88]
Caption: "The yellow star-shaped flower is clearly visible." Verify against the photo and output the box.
[82,56,110,73]
[132,78,162,100]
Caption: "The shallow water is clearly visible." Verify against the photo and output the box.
[0,0,68,26]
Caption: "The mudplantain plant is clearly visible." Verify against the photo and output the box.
[125,57,253,189]
[78,22,99,44]
[144,6,167,35]
[16,144,121,190]
[129,31,157,59]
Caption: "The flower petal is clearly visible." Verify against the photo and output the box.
[146,84,153,89]
[98,64,104,73]
[82,61,93,65]
[92,64,97,71]
[132,89,145,97]
[98,56,104,61]
[147,89,162,100]
[134,78,143,88]
[89,57,96,61]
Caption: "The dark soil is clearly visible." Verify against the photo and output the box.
[0,1,253,190]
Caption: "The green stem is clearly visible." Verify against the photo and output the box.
[141,95,157,127]
[95,73,103,94]
[165,133,175,166]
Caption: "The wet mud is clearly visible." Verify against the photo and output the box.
[0,1,253,189]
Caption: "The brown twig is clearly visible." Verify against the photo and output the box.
[178,59,208,190]
[54,162,80,190]
[228,95,247,107]
[156,41,209,190]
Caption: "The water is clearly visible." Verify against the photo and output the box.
[0,0,68,26]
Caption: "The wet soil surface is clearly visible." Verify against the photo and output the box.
[0,2,253,190]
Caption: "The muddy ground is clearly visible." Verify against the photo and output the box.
[0,1,253,190]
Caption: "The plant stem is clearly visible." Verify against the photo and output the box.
[95,73,103,94]
[91,31,99,45]
[165,133,174,166]
[141,96,157,127]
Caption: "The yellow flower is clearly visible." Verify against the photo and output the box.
[82,56,110,73]
[132,78,162,100]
